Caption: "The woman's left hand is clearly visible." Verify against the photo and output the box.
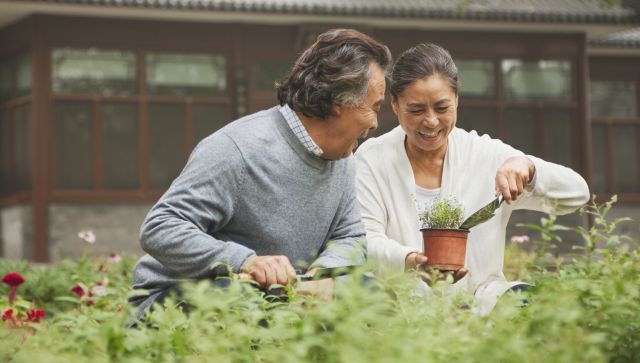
[495,156,535,204]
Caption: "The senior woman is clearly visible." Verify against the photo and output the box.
[355,43,590,313]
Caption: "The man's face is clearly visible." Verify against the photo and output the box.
[322,63,385,160]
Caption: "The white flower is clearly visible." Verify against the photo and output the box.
[510,235,530,244]
[78,230,96,244]
[90,284,107,297]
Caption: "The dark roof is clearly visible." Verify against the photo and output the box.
[16,0,640,24]
[591,27,640,47]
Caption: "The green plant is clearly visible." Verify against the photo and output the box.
[1,198,639,363]
[419,197,464,229]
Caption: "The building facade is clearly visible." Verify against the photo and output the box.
[0,0,639,261]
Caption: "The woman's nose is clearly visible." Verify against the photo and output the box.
[423,113,438,128]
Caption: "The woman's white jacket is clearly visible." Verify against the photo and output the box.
[355,126,590,313]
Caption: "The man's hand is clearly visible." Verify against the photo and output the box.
[240,255,297,288]
[295,279,334,302]
[495,156,535,204]
[406,252,467,286]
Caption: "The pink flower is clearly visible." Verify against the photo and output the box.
[2,309,13,321]
[86,299,95,306]
[77,230,96,244]
[2,272,25,305]
[26,309,45,323]
[106,254,122,263]
[71,284,86,298]
[510,235,530,244]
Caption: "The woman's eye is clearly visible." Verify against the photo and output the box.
[436,107,448,113]
[409,110,423,115]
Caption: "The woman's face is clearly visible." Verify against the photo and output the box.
[392,74,458,156]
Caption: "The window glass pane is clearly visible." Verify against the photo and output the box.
[52,48,136,95]
[192,104,228,146]
[102,103,138,189]
[16,55,31,97]
[591,124,607,194]
[54,102,93,189]
[458,60,495,99]
[457,107,498,138]
[149,104,184,188]
[13,105,32,191]
[590,81,637,117]
[0,60,11,101]
[612,125,639,193]
[544,109,574,169]
[146,53,226,97]
[502,60,571,101]
[0,109,10,195]
[506,108,537,155]
[253,62,289,92]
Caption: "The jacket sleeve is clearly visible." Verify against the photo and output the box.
[139,132,256,279]
[513,155,590,214]
[310,159,367,270]
[355,150,417,275]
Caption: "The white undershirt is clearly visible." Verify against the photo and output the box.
[415,185,441,214]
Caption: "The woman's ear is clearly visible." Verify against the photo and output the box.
[391,97,399,116]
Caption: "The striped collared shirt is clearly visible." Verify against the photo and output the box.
[278,104,324,158]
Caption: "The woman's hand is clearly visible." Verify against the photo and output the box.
[405,252,429,271]
[495,156,536,204]
[405,252,468,285]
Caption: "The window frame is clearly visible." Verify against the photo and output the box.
[0,51,32,204]
[457,57,580,168]
[589,57,640,203]
[49,48,233,202]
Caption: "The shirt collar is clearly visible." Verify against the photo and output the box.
[278,104,324,158]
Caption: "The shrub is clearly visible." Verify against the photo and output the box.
[419,197,464,229]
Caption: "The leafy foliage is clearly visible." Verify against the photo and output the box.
[0,198,638,363]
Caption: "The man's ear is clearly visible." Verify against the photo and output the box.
[332,104,342,118]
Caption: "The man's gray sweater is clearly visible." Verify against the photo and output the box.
[131,107,367,309]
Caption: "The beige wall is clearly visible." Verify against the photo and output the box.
[48,204,149,261]
[0,204,32,259]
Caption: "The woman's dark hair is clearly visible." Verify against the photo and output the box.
[276,29,392,120]
[390,43,458,100]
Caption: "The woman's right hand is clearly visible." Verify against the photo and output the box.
[405,252,429,271]
[405,252,468,285]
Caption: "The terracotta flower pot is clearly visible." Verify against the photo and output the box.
[420,228,469,271]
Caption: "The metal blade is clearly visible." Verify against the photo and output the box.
[460,195,504,230]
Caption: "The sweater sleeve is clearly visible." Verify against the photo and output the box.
[355,149,417,275]
[512,155,590,214]
[139,132,256,279]
[309,159,367,270]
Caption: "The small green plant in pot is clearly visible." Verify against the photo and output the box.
[419,197,468,271]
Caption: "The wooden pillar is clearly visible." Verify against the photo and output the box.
[30,16,50,262]
[579,33,593,193]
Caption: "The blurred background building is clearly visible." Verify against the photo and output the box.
[0,0,639,261]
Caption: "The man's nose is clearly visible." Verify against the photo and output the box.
[370,117,378,130]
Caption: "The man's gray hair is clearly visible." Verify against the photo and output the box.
[276,29,392,120]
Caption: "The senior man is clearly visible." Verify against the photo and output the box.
[130,29,392,314]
